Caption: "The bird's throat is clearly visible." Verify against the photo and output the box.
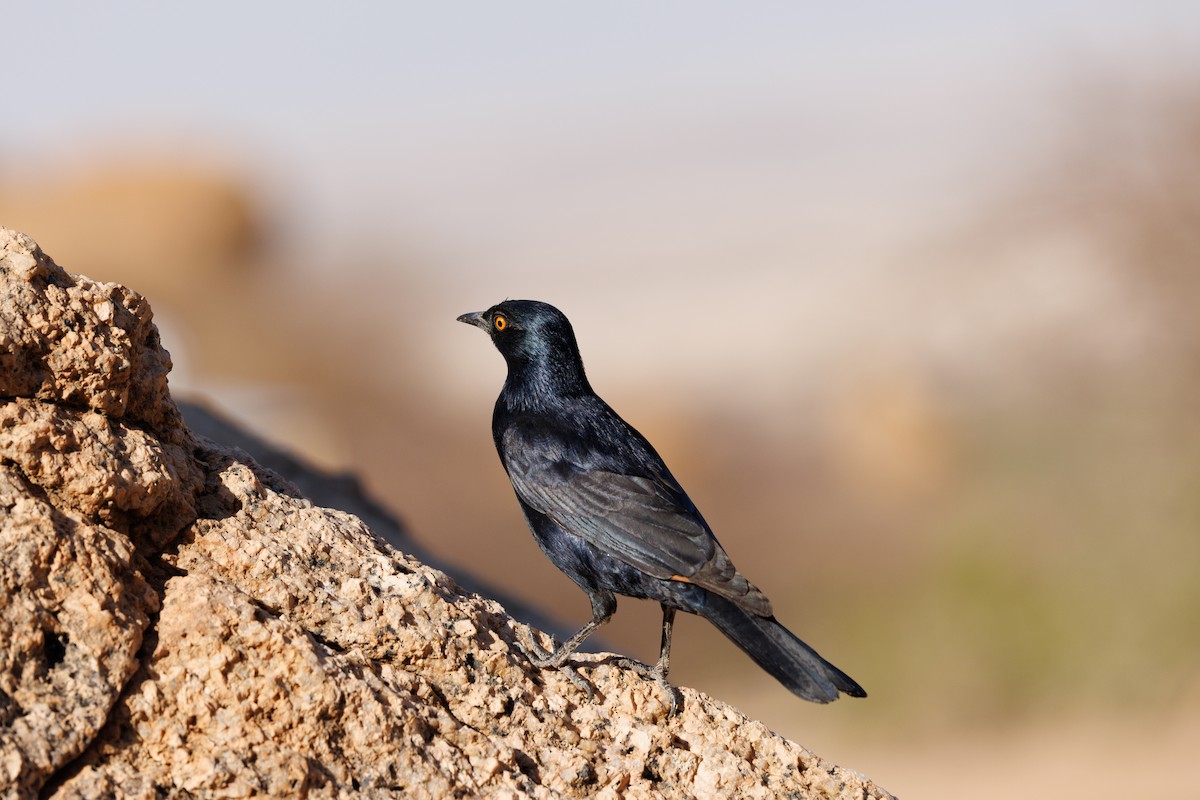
[499,354,591,413]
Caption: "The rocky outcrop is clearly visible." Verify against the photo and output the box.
[0,227,893,799]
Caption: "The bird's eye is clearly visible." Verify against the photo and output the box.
[494,315,508,331]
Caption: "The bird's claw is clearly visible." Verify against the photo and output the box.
[560,664,595,702]
[518,633,560,669]
[612,657,680,716]
[518,635,596,701]
[654,671,680,716]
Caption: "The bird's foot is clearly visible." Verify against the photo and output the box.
[518,633,565,669]
[612,657,680,716]
[560,663,595,702]
[654,669,680,716]
[518,636,596,700]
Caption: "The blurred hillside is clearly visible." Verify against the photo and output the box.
[4,5,1200,797]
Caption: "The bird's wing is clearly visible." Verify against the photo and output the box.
[502,425,773,616]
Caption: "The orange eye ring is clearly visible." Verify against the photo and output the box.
[494,315,508,331]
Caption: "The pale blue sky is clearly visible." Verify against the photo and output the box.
[7,3,1190,244]
[5,2,1198,397]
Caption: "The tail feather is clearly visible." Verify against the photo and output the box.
[697,592,866,703]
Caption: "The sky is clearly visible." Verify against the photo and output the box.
[5,2,1199,403]
[8,3,1198,253]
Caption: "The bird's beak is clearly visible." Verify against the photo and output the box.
[457,311,489,330]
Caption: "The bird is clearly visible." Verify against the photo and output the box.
[457,299,865,712]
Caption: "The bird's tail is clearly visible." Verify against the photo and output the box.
[695,592,866,703]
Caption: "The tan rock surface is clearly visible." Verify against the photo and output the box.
[1,227,893,799]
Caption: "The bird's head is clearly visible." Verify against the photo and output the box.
[457,299,590,392]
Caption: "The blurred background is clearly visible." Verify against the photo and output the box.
[5,3,1200,796]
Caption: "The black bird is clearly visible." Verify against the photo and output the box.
[458,300,865,710]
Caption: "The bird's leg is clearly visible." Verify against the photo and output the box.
[656,604,675,681]
[523,590,616,669]
[652,605,680,714]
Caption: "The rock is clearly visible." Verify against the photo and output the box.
[0,229,183,441]
[176,400,581,645]
[0,227,894,799]
[0,229,199,799]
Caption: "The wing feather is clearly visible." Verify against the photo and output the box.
[502,424,772,615]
